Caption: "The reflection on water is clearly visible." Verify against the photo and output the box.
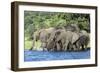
[24,49,90,62]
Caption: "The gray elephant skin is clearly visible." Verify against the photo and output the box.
[30,24,90,52]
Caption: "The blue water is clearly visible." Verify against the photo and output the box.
[24,50,90,62]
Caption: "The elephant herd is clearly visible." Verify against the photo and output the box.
[30,24,90,52]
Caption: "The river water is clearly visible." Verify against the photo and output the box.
[24,49,90,62]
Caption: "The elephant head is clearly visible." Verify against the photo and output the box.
[47,29,80,51]
[72,30,90,51]
[30,27,56,51]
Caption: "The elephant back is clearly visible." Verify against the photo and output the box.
[64,24,80,33]
[79,30,89,37]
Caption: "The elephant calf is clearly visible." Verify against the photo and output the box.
[73,35,89,51]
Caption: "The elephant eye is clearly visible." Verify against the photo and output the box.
[53,38,55,41]
[58,40,61,43]
[56,31,61,35]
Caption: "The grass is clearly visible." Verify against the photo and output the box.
[24,37,32,49]
[24,37,41,50]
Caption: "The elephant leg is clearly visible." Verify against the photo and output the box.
[72,42,77,51]
[83,42,88,51]
[47,41,54,51]
[74,42,80,51]
[84,45,88,50]
[72,45,77,51]
[41,42,47,51]
[52,42,56,51]
[56,43,61,51]
[59,42,63,51]
[81,45,85,51]
[55,43,58,51]
[53,43,57,51]
[68,42,73,51]
[40,43,43,50]
[57,40,62,51]
[63,41,69,51]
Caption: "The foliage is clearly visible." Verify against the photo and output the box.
[24,11,90,38]
[25,37,41,49]
[25,37,32,49]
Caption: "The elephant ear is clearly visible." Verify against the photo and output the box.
[71,32,80,44]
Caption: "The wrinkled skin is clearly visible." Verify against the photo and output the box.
[63,24,88,51]
[55,30,80,51]
[73,30,89,51]
[46,29,63,51]
[64,24,80,33]
[30,24,89,51]
[30,27,56,50]
[47,28,80,51]
[75,35,89,51]
[55,30,71,51]
[46,29,60,51]
[46,24,80,51]
[30,30,40,50]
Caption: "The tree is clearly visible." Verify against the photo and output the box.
[24,11,90,38]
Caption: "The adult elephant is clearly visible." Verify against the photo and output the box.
[46,28,63,51]
[63,24,90,51]
[30,30,40,50]
[56,30,80,51]
[47,28,80,51]
[46,24,80,51]
[47,24,89,51]
[30,27,56,51]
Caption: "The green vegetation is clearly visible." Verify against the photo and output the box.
[25,37,42,49]
[24,11,90,49]
[25,37,32,49]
